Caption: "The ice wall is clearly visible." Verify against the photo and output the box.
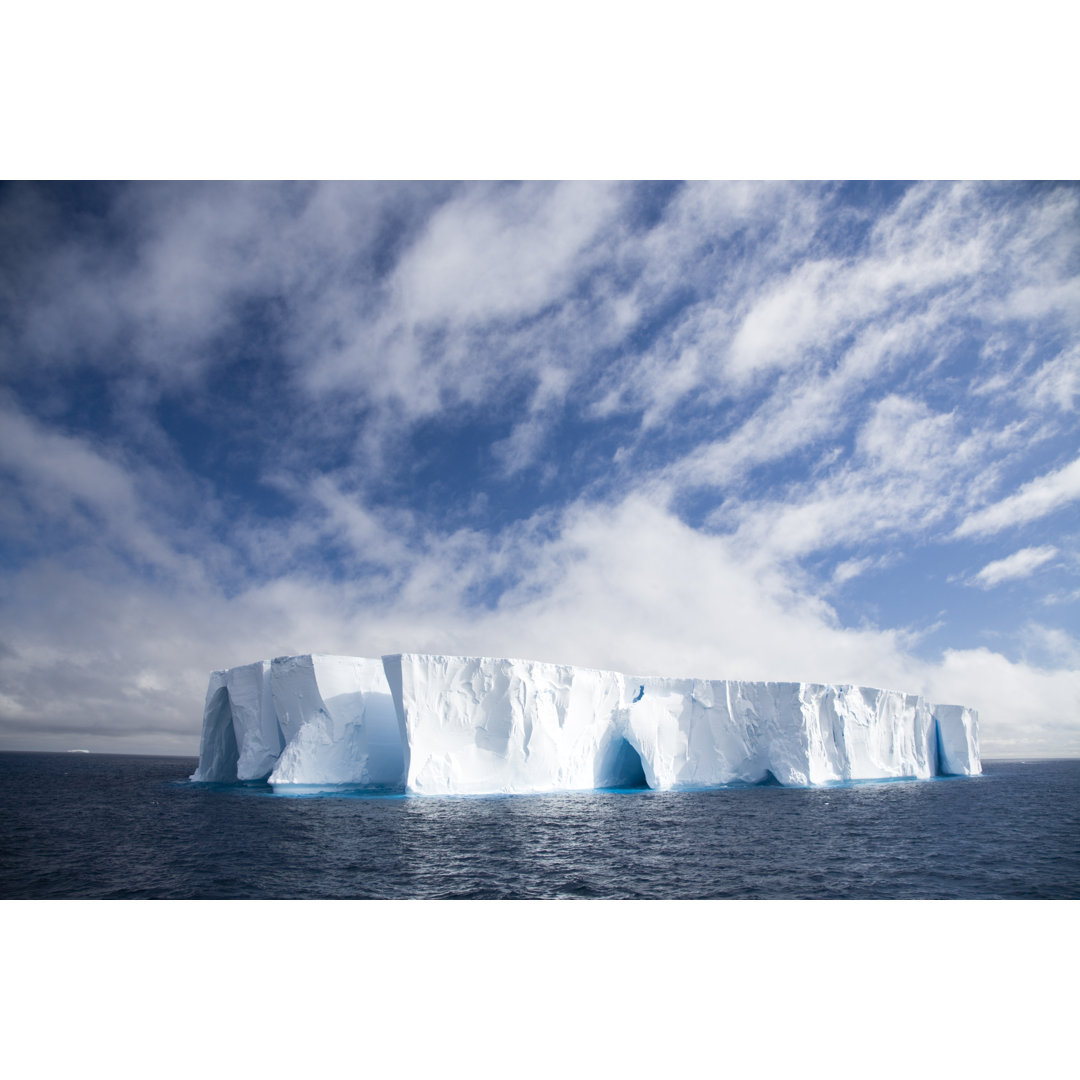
[192,652,981,792]
[190,654,404,787]
[267,655,405,787]
[618,678,941,788]
[382,653,635,795]
[933,704,982,776]
[191,660,280,782]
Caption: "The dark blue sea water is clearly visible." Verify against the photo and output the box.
[1,753,1077,898]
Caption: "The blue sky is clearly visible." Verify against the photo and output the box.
[1,180,1077,757]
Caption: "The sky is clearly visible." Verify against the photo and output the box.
[0,180,1078,758]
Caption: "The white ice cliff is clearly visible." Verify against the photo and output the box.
[191,654,404,788]
[192,652,981,792]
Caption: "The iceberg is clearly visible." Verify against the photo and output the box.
[191,652,981,792]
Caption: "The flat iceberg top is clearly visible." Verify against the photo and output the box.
[192,652,981,792]
[386,653,914,699]
[382,651,629,681]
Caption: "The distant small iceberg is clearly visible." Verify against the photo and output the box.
[67,749,91,754]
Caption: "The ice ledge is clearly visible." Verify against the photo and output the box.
[191,652,981,793]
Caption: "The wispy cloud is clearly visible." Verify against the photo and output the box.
[708,395,991,565]
[0,399,206,578]
[971,545,1059,588]
[954,455,1080,539]
[1026,343,1080,413]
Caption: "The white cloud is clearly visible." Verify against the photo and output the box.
[8,184,296,385]
[492,364,574,476]
[308,477,414,574]
[635,181,1078,507]
[954,455,1080,538]
[831,555,889,586]
[971,545,1058,588]
[727,258,836,379]
[0,400,202,578]
[491,415,551,477]
[722,182,999,383]
[923,648,1080,758]
[1026,343,1080,413]
[300,181,624,417]
[712,396,987,563]
[1018,624,1080,668]
[6,181,1076,501]
[392,181,619,325]
[662,309,951,493]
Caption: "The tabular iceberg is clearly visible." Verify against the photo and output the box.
[191,652,980,793]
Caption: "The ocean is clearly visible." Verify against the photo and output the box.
[1,752,1077,899]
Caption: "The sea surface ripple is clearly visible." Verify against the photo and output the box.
[1,753,1077,899]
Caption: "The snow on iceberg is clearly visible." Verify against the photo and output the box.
[191,652,980,792]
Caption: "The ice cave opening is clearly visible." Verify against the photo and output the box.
[601,736,649,789]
